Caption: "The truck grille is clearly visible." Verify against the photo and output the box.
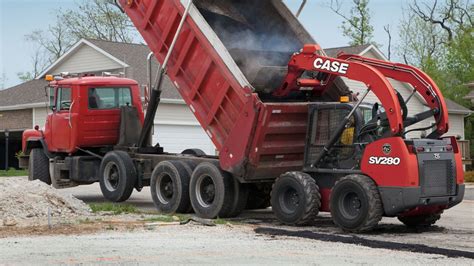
[421,160,456,197]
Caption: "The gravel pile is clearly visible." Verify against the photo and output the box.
[0,178,91,227]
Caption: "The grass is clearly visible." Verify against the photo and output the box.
[0,168,28,177]
[465,171,474,183]
[89,203,139,215]
[214,218,230,225]
[143,214,190,223]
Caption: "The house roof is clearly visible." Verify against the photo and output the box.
[0,79,49,107]
[1,39,472,116]
[464,89,474,99]
[445,98,472,114]
[324,44,372,58]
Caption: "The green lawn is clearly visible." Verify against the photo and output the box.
[89,203,139,215]
[0,168,28,177]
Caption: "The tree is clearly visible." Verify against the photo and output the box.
[22,0,139,79]
[17,41,51,81]
[383,25,392,60]
[398,0,473,154]
[398,0,473,102]
[60,0,137,43]
[329,0,375,45]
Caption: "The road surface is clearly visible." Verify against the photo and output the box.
[0,180,472,264]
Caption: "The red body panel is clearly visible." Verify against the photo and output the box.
[361,137,420,187]
[23,77,144,154]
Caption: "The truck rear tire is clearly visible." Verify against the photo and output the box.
[99,151,137,202]
[28,148,51,185]
[330,174,383,232]
[271,172,321,225]
[228,180,249,217]
[150,161,191,214]
[398,212,442,227]
[181,149,206,156]
[189,162,234,218]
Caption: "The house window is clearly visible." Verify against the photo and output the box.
[88,87,132,109]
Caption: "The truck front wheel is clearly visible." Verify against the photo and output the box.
[99,151,137,202]
[330,174,383,232]
[28,148,51,185]
[271,172,321,225]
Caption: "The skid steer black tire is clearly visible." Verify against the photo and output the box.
[330,174,383,232]
[28,148,51,185]
[189,162,234,219]
[150,161,191,214]
[99,151,137,202]
[398,212,442,227]
[271,172,321,225]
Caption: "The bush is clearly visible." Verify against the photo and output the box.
[465,171,474,183]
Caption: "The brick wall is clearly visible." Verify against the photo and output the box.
[0,109,32,131]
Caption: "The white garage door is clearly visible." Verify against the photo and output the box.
[152,124,216,155]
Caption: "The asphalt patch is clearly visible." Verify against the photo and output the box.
[255,227,474,259]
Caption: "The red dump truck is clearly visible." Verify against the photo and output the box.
[22,0,464,232]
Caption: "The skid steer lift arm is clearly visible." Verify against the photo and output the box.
[274,44,404,135]
[337,54,449,137]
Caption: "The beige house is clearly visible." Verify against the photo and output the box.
[0,40,471,169]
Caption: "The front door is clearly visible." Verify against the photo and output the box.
[51,87,73,152]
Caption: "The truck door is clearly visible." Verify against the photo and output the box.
[51,87,73,151]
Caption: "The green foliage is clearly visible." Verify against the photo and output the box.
[0,168,28,177]
[15,150,25,160]
[17,72,34,82]
[89,203,139,215]
[143,214,189,223]
[398,0,473,154]
[341,0,374,45]
[330,0,375,45]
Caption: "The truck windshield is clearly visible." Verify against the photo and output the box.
[89,87,132,109]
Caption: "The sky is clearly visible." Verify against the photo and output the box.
[1,0,409,89]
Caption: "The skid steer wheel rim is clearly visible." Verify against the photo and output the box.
[338,190,362,220]
[156,174,174,204]
[195,174,215,208]
[104,162,120,191]
[279,187,299,214]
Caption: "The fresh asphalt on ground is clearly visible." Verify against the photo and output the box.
[63,182,474,255]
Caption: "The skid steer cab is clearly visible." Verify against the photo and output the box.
[21,74,145,189]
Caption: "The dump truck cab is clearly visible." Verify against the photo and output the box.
[21,75,145,188]
[23,75,144,155]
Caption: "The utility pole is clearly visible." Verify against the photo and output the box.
[4,129,9,171]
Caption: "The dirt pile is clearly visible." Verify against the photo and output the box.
[0,178,91,227]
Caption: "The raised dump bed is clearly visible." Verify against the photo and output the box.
[120,0,327,181]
